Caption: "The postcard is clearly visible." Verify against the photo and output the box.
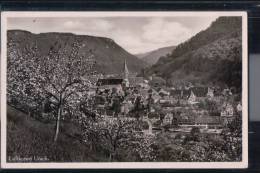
[1,11,248,169]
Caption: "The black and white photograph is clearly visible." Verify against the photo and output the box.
[1,12,248,169]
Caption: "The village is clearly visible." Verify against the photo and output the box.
[80,59,242,136]
[5,14,245,163]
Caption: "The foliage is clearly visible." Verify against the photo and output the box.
[7,41,44,113]
[144,17,242,90]
[82,117,156,161]
[157,17,241,64]
[7,38,95,141]
[220,114,242,161]
[152,124,241,162]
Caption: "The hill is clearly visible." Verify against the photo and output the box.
[144,17,242,91]
[7,105,95,162]
[7,105,116,162]
[135,52,150,59]
[7,30,146,75]
[137,46,176,66]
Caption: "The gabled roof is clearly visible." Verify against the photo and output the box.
[170,89,190,98]
[195,115,221,124]
[128,77,144,86]
[178,114,221,125]
[190,87,208,97]
[170,87,209,98]
[96,78,123,86]
[98,85,122,90]
[221,102,234,110]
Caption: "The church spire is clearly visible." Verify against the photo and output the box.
[124,58,129,79]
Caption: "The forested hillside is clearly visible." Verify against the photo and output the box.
[145,17,242,92]
[8,30,146,75]
[136,46,176,66]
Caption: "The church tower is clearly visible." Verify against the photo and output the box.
[123,59,129,87]
[124,58,129,79]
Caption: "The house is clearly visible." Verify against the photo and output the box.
[221,102,234,117]
[169,87,213,100]
[222,88,232,96]
[96,59,131,91]
[128,77,147,88]
[237,102,242,113]
[188,90,197,104]
[163,113,173,124]
[170,89,190,99]
[194,115,222,129]
[96,78,124,93]
[207,87,214,97]
[178,113,195,125]
[187,87,214,103]
[178,114,222,130]
[195,115,221,125]
[96,78,123,86]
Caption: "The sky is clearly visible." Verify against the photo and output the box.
[7,16,219,54]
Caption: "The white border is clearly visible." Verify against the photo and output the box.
[1,11,248,169]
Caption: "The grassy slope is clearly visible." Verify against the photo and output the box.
[6,105,94,162]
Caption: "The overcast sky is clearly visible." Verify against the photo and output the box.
[7,16,219,54]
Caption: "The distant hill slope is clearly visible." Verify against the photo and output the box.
[137,46,176,66]
[145,17,242,91]
[8,30,146,75]
[135,52,150,59]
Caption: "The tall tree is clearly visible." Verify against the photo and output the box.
[7,39,95,142]
[39,40,95,142]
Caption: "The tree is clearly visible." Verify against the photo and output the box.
[221,114,242,161]
[183,127,201,144]
[111,95,122,117]
[198,99,220,116]
[133,96,144,119]
[7,41,45,114]
[83,117,156,161]
[83,117,134,161]
[190,127,201,140]
[7,39,95,142]
[38,40,95,142]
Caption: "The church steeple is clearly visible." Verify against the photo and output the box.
[124,58,129,79]
[123,59,129,88]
